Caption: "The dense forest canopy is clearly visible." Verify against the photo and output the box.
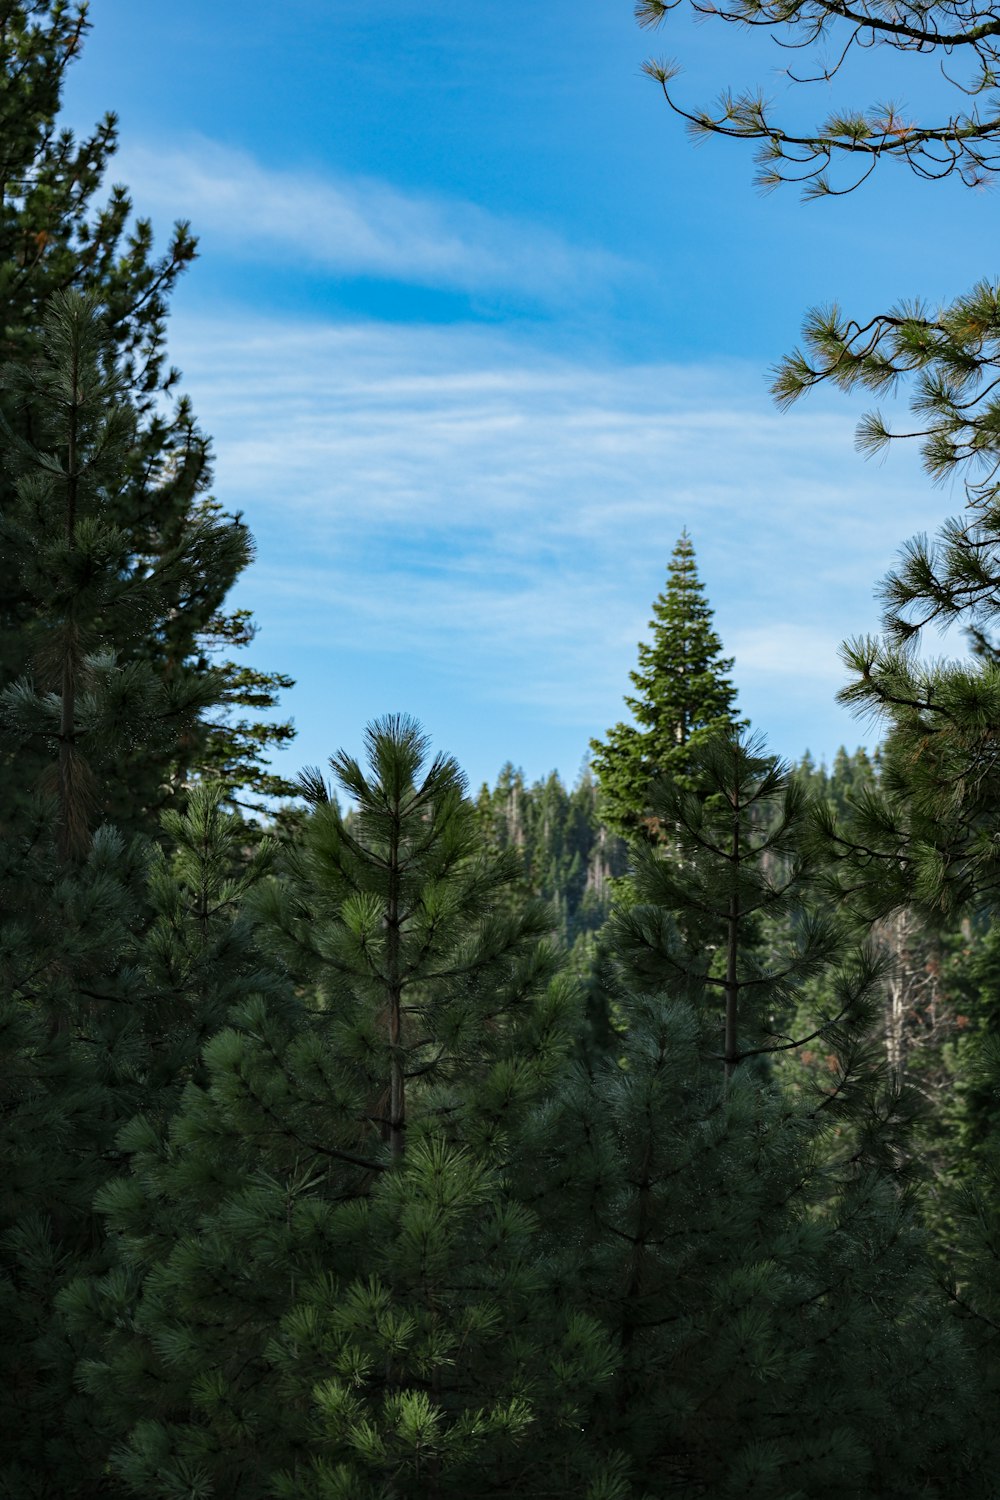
[3,3,1000,1497]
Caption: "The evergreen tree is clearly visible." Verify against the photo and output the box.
[796,745,878,823]
[475,762,630,1067]
[788,748,960,1131]
[135,779,287,1106]
[807,641,1000,926]
[617,729,879,1080]
[71,718,593,1499]
[632,16,1000,1384]
[938,921,1000,1163]
[0,289,248,857]
[516,728,986,1498]
[0,1,293,836]
[590,531,741,838]
[0,293,280,1498]
[198,606,297,820]
[0,811,150,1499]
[633,0,1000,922]
[525,982,981,1496]
[475,761,628,954]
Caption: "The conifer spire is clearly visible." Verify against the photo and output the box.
[590,532,740,837]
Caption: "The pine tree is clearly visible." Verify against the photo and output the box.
[0,289,248,857]
[0,292,239,1500]
[590,531,741,838]
[0,1,293,836]
[475,762,631,1068]
[0,811,151,1499]
[0,294,280,1498]
[1,779,283,1499]
[516,727,986,1498]
[786,748,959,1135]
[796,746,878,823]
[135,779,288,1103]
[937,922,1000,1163]
[635,0,1000,192]
[197,606,298,820]
[475,762,628,952]
[633,0,1000,921]
[615,729,888,1081]
[633,21,1000,1409]
[72,718,594,1499]
[525,983,981,1496]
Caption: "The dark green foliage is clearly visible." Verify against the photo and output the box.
[268,716,575,1159]
[0,810,149,1498]
[622,729,877,1080]
[475,762,631,1069]
[926,1070,1000,1481]
[0,281,270,1499]
[515,728,987,1498]
[939,923,1000,1160]
[0,288,249,857]
[0,1,292,836]
[30,722,1000,1499]
[5,4,1000,1491]
[590,531,741,839]
[764,748,987,1214]
[197,606,299,818]
[137,782,288,1104]
[773,284,1000,655]
[0,3,195,385]
[73,718,584,1498]
[946,1189,1000,1482]
[526,987,980,1497]
[475,762,628,954]
[0,775,281,1499]
[796,745,878,822]
[816,640,1000,920]
[766,216,1000,946]
[635,0,1000,938]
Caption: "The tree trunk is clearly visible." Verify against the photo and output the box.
[57,365,82,863]
[386,798,405,1162]
[724,774,741,1081]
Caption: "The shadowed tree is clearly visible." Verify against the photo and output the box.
[512,729,988,1497]
[0,289,248,859]
[66,717,597,1500]
[0,292,280,1499]
[0,0,294,836]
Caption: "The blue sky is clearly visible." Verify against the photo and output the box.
[62,0,994,790]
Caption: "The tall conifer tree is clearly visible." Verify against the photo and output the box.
[0,289,249,855]
[0,0,293,836]
[590,531,740,838]
[71,718,594,1499]
[516,728,986,1498]
[0,291,277,1498]
[617,731,874,1079]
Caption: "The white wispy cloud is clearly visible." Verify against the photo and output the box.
[114,138,625,301]
[164,312,949,772]
[727,625,848,686]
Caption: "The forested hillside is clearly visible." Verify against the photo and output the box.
[4,4,1000,1498]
